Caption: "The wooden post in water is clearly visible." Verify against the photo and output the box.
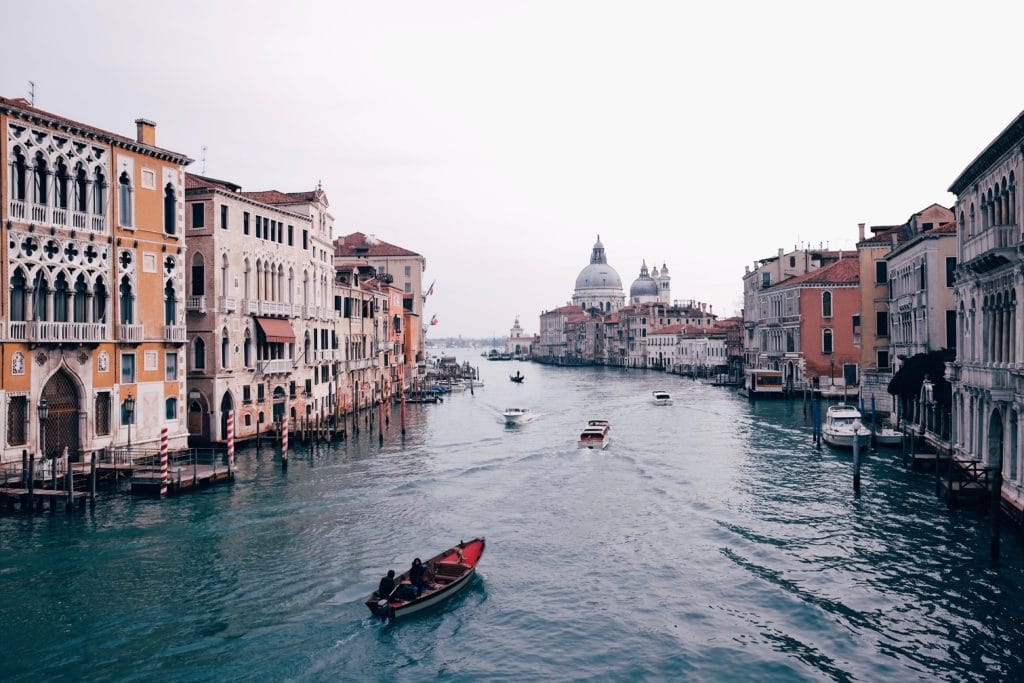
[64,458,73,514]
[21,450,28,487]
[281,415,289,470]
[27,455,35,514]
[852,427,862,494]
[869,396,877,450]
[990,467,1002,562]
[378,396,384,446]
[400,368,407,437]
[227,412,235,478]
[89,451,97,508]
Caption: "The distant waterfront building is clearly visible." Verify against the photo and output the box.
[946,112,1024,517]
[504,316,534,357]
[1,98,191,461]
[572,236,625,313]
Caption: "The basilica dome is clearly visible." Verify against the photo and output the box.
[572,236,625,313]
[629,261,659,298]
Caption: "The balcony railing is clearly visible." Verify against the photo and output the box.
[9,199,26,221]
[243,300,291,317]
[218,296,237,313]
[119,324,144,343]
[31,203,48,223]
[962,224,1019,263]
[8,198,109,232]
[258,358,294,375]
[6,321,107,343]
[186,296,207,313]
[164,325,187,343]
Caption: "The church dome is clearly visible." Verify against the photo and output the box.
[574,235,623,291]
[629,261,659,298]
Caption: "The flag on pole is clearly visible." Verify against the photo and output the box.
[426,280,435,296]
[429,314,438,326]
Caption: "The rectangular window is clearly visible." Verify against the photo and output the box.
[404,265,412,277]
[290,381,297,399]
[843,363,858,387]
[762,272,771,288]
[877,350,890,369]
[191,202,205,228]
[288,225,294,246]
[243,211,250,235]
[946,310,957,350]
[305,379,312,396]
[257,384,265,402]
[946,257,957,288]
[166,352,178,381]
[121,353,136,384]
[95,392,111,436]
[6,396,27,445]
[302,230,308,249]
[220,205,228,230]
[270,220,276,242]
[404,283,412,294]
[852,314,861,327]
[875,261,887,284]
[876,311,889,337]
[165,397,178,420]
[255,216,262,239]
[243,386,251,404]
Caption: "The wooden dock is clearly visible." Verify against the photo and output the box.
[0,487,89,512]
[130,464,233,495]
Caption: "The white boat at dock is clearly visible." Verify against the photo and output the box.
[874,426,903,447]
[578,420,611,450]
[652,390,673,406]
[822,404,871,449]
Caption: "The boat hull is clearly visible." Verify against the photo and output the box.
[578,437,610,450]
[874,430,903,446]
[366,538,485,619]
[822,429,871,449]
[388,568,476,616]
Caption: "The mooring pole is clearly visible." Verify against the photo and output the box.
[89,451,97,508]
[378,397,384,446]
[281,415,289,470]
[852,427,862,494]
[26,455,35,513]
[990,467,1002,562]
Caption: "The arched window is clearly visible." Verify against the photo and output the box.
[12,147,27,201]
[74,164,88,213]
[55,159,69,209]
[164,183,176,234]
[221,254,229,297]
[10,269,26,321]
[93,277,108,323]
[243,259,251,300]
[821,290,833,318]
[193,337,206,370]
[164,279,177,325]
[33,271,48,321]
[288,268,294,304]
[33,152,49,205]
[969,203,975,234]
[93,168,106,216]
[221,329,230,368]
[165,397,178,421]
[118,171,133,227]
[958,210,965,233]
[73,274,88,323]
[822,328,834,354]
[191,253,205,296]
[119,275,134,324]
[53,272,69,323]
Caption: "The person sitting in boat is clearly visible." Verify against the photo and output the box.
[377,569,397,600]
[409,557,429,595]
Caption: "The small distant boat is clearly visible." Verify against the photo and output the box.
[652,390,672,405]
[510,371,525,383]
[578,419,611,450]
[366,538,486,619]
[822,404,870,449]
[503,408,531,425]
[874,426,903,447]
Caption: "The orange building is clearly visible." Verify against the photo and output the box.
[1,97,191,462]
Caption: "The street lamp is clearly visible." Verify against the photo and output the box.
[123,393,136,451]
[38,398,49,459]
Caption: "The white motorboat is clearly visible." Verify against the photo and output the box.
[652,390,673,406]
[822,404,871,449]
[578,420,611,450]
[503,408,531,426]
[874,426,903,447]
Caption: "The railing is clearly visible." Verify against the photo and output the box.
[962,224,1019,262]
[119,324,143,343]
[164,325,187,343]
[31,203,48,223]
[72,211,87,229]
[259,358,293,374]
[218,296,237,312]
[90,214,106,232]
[186,296,207,313]
[7,200,106,232]
[311,349,339,362]
[52,207,67,226]
[6,321,107,343]
[959,363,1013,390]
[244,300,291,317]
[9,199,26,220]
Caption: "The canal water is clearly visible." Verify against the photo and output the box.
[2,353,1023,682]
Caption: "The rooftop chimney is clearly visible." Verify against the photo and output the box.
[858,223,865,242]
[135,118,156,146]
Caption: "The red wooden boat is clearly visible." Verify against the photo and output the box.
[366,538,485,619]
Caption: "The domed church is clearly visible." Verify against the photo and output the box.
[630,260,671,305]
[572,236,625,313]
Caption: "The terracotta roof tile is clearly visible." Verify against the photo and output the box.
[334,232,421,258]
[770,257,859,288]
[185,172,241,192]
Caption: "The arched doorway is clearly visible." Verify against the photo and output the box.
[188,393,210,443]
[987,407,1004,469]
[41,369,81,459]
[220,392,234,441]
[272,386,286,423]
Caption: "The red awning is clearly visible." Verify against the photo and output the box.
[255,317,296,343]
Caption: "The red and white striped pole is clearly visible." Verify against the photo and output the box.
[281,415,289,470]
[159,426,169,498]
[400,364,407,436]
[226,411,235,475]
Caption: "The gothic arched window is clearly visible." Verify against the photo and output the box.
[12,147,27,201]
[164,279,177,325]
[119,275,134,324]
[193,337,206,370]
[118,171,133,227]
[33,152,49,205]
[93,168,106,216]
[164,183,176,234]
[821,291,833,318]
[74,164,88,212]
[10,269,26,321]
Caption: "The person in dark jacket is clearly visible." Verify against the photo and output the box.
[409,558,427,595]
[378,570,396,599]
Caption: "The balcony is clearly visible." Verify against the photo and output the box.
[218,296,237,313]
[243,300,291,317]
[8,199,108,232]
[119,324,143,343]
[186,296,207,313]
[164,325,187,344]
[258,358,294,375]
[6,321,107,343]
[961,224,1020,268]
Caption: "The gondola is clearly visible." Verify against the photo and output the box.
[510,371,525,383]
[366,538,486,619]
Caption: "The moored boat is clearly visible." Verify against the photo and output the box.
[874,426,903,446]
[367,538,486,619]
[652,390,672,405]
[822,404,870,449]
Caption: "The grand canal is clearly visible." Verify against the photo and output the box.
[2,353,1023,681]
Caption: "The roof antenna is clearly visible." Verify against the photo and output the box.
[27,81,35,106]
[201,146,207,175]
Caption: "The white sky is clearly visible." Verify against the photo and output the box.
[3,1,1023,337]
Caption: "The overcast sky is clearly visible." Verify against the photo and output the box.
[4,1,1023,337]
